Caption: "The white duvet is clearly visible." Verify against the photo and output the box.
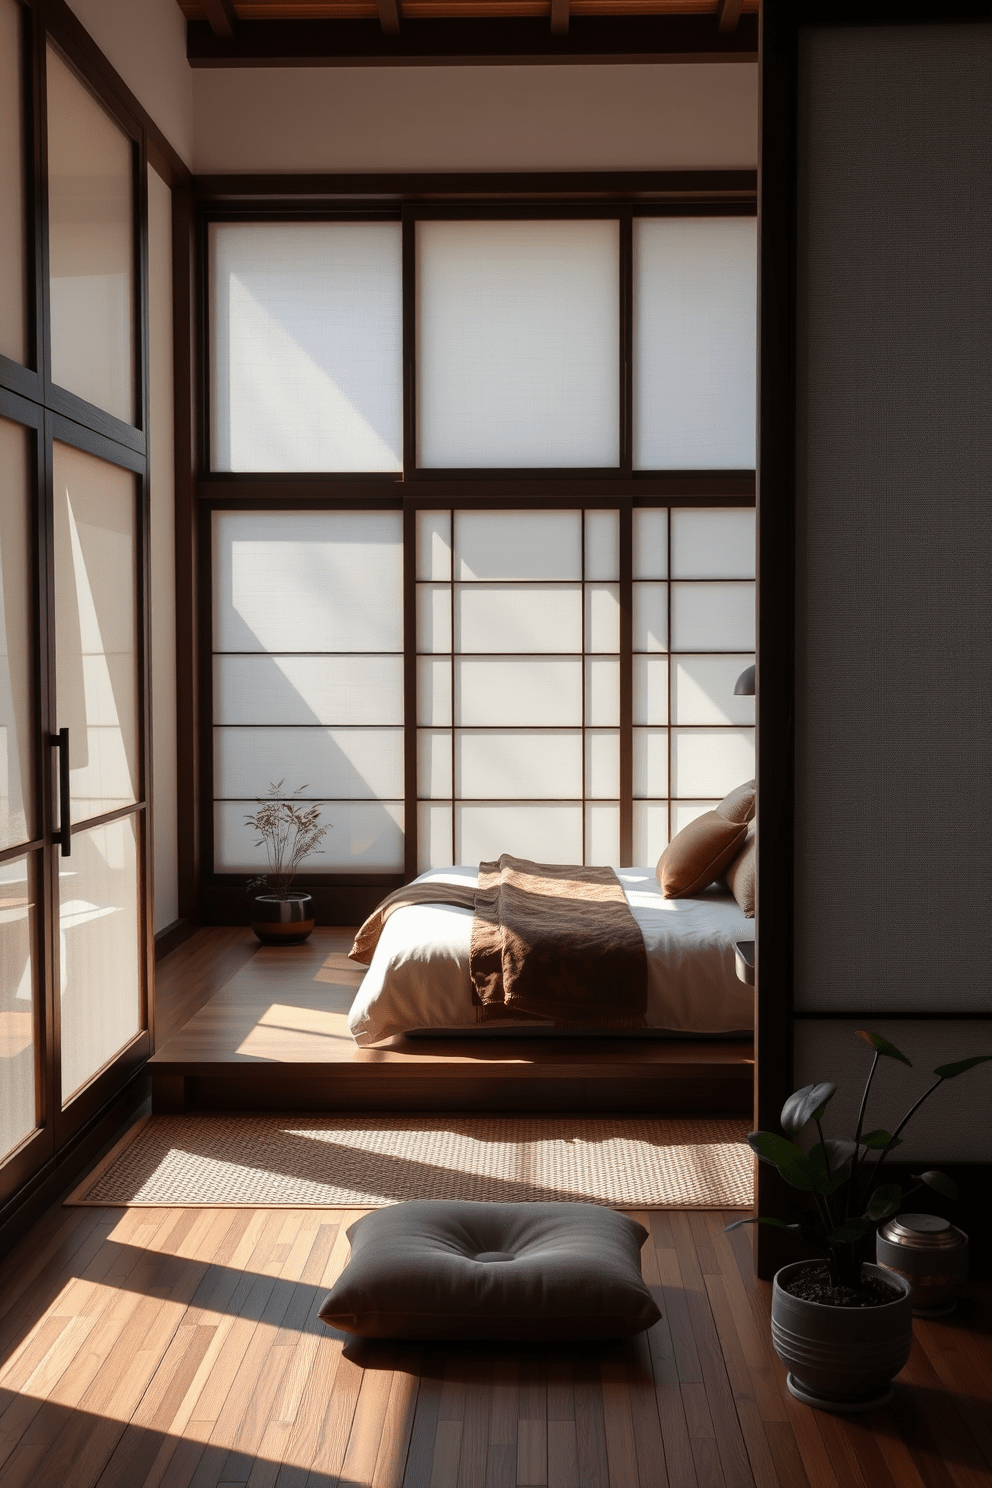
[348,865,755,1046]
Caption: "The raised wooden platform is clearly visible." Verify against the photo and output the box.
[150,929,754,1115]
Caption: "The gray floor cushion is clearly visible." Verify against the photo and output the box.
[317,1199,661,1340]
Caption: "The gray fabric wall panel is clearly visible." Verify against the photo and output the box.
[794,25,992,1018]
[793,1021,992,1163]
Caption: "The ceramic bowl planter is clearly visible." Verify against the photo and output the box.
[251,892,314,946]
[771,1260,912,1412]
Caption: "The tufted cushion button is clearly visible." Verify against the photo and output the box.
[317,1199,661,1340]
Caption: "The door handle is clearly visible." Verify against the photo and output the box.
[51,727,71,857]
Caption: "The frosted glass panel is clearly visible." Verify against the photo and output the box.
[417,511,451,581]
[633,802,669,865]
[634,729,669,798]
[586,731,619,798]
[585,510,619,580]
[456,658,581,727]
[456,587,582,654]
[53,443,138,823]
[633,508,668,579]
[0,856,36,1161]
[633,656,668,726]
[215,727,403,800]
[586,803,620,866]
[0,419,34,849]
[633,217,756,470]
[457,804,583,864]
[673,656,755,726]
[671,728,755,798]
[586,657,619,727]
[671,582,755,652]
[418,802,453,873]
[418,730,452,799]
[216,800,403,872]
[213,511,403,653]
[455,510,582,581]
[418,221,619,468]
[60,816,140,1103]
[456,731,582,799]
[671,800,719,833]
[633,583,667,652]
[418,656,452,726]
[586,585,619,653]
[47,46,134,424]
[210,222,402,472]
[0,0,27,364]
[672,508,755,579]
[215,654,404,727]
[417,585,452,653]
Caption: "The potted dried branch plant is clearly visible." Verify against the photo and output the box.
[245,782,330,945]
[729,1029,991,1412]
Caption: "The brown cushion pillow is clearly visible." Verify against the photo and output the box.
[656,811,748,898]
[714,779,756,825]
[317,1200,660,1340]
[726,819,755,918]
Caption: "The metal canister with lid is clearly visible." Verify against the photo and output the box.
[876,1213,968,1316]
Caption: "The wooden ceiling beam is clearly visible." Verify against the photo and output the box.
[550,0,570,36]
[201,0,238,38]
[379,0,402,34]
[716,0,743,32]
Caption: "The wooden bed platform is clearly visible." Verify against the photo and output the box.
[150,928,754,1115]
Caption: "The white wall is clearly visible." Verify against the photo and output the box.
[66,0,194,165]
[192,62,758,173]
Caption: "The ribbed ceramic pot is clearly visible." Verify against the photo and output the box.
[250,893,314,946]
[771,1260,913,1412]
[876,1213,969,1316]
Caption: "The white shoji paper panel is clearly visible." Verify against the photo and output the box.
[671,582,755,653]
[456,731,583,800]
[586,657,620,727]
[673,656,755,726]
[585,731,620,798]
[418,730,453,799]
[671,800,720,834]
[215,727,404,800]
[47,46,134,425]
[633,583,668,653]
[457,803,584,864]
[457,658,582,727]
[417,656,452,726]
[633,656,668,726]
[672,508,756,579]
[633,217,756,470]
[215,655,404,727]
[585,510,619,580]
[634,729,669,798]
[210,222,402,472]
[216,800,403,872]
[213,511,403,654]
[417,586,452,654]
[418,220,619,468]
[418,802,453,873]
[633,802,669,865]
[416,511,452,581]
[633,508,669,579]
[586,803,620,865]
[455,585,582,655]
[455,510,582,581]
[0,419,35,850]
[671,728,755,798]
[585,585,620,653]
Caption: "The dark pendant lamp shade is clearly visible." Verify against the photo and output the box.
[734,664,755,696]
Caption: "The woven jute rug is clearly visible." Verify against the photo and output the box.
[66,1114,752,1209]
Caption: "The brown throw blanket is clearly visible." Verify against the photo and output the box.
[350,856,647,1031]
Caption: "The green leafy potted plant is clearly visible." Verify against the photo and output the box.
[729,1030,991,1412]
[245,782,330,945]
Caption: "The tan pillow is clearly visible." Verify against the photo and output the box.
[726,819,756,918]
[714,779,756,825]
[656,811,748,898]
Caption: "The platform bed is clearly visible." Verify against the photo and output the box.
[150,928,754,1115]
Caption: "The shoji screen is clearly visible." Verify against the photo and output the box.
[0,0,27,366]
[790,23,992,1154]
[212,511,405,873]
[209,222,403,473]
[416,220,619,469]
